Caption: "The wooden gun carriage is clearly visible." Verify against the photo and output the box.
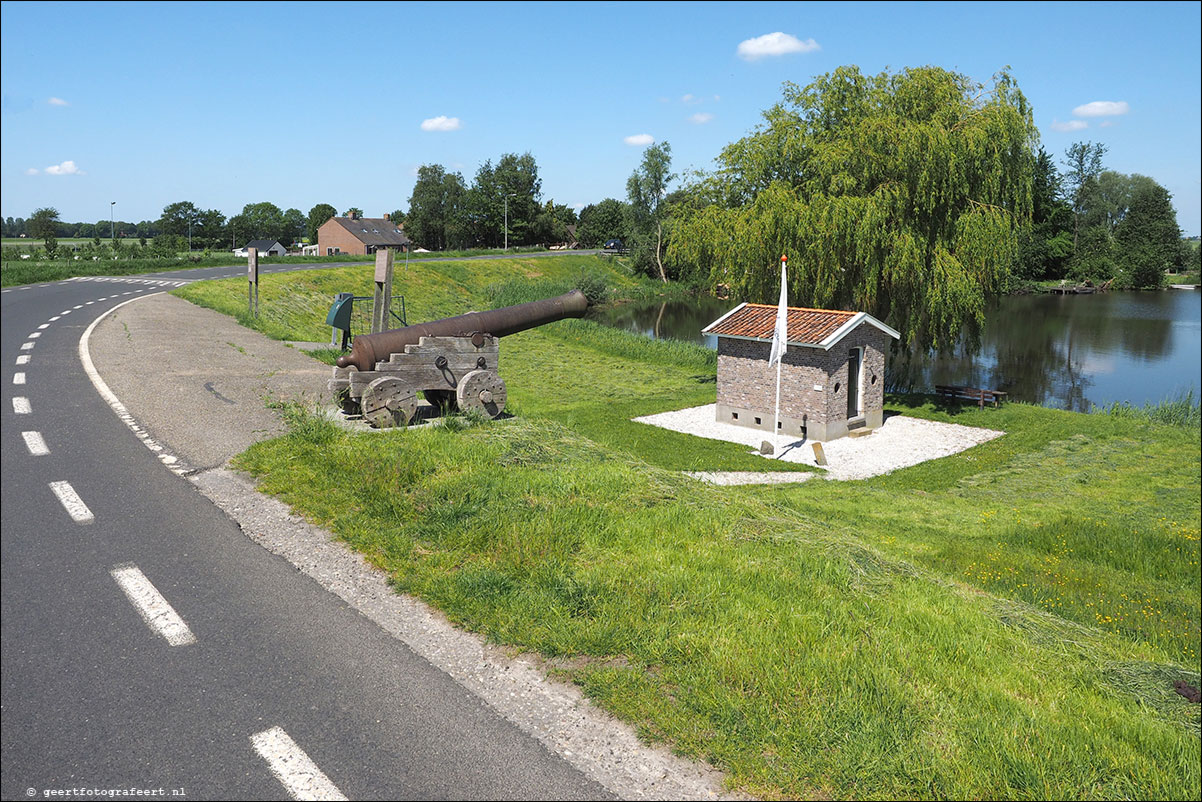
[329,290,587,428]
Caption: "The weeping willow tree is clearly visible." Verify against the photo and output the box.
[670,65,1037,351]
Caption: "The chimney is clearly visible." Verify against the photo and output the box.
[348,210,357,220]
[383,213,390,221]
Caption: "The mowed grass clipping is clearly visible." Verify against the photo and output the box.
[238,410,1199,800]
[179,256,1199,797]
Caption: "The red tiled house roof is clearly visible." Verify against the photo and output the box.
[703,303,899,349]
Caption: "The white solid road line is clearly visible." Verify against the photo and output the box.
[49,480,94,524]
[13,397,31,414]
[79,295,190,476]
[22,431,49,456]
[13,372,25,384]
[250,727,348,801]
[110,564,197,646]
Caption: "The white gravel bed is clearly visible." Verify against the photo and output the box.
[685,471,820,486]
[635,404,1004,481]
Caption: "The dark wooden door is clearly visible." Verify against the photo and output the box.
[847,348,861,418]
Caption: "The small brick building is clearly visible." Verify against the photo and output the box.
[317,212,411,256]
[702,303,899,442]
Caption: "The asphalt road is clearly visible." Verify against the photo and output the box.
[1,272,612,800]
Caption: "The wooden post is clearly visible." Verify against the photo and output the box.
[247,247,259,318]
[371,249,394,334]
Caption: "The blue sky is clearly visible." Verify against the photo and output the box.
[2,1,1200,234]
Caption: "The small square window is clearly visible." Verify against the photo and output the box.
[754,417,762,425]
[731,412,739,420]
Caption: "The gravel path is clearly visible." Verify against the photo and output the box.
[634,404,1004,482]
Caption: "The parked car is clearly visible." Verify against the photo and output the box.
[603,238,625,252]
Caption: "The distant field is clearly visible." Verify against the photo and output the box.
[3,237,100,248]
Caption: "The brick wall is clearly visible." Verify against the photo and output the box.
[715,324,890,439]
[317,219,366,256]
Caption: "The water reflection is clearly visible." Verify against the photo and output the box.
[586,291,1201,412]
[584,296,731,348]
[891,292,1196,411]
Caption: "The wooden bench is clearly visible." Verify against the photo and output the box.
[935,384,1008,408]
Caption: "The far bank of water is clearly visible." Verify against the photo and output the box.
[586,291,1201,412]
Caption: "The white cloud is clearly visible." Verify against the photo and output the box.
[420,115,461,132]
[572,202,585,211]
[25,167,39,175]
[1073,100,1129,118]
[1050,119,1089,132]
[43,160,83,175]
[47,97,68,106]
[682,93,699,104]
[1099,120,1115,128]
[624,133,655,146]
[737,32,820,61]
[690,112,714,124]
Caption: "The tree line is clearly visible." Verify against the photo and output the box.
[657,66,1192,350]
[8,64,1194,352]
[1020,142,1195,287]
[405,145,676,281]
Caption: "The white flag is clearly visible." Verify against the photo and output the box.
[768,257,788,367]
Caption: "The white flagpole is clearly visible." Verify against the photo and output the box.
[774,353,783,455]
[770,255,788,457]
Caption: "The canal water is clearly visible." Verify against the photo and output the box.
[585,290,1201,412]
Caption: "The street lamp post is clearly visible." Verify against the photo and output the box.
[503,193,516,251]
[110,201,116,241]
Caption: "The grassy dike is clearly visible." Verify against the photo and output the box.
[174,255,1200,799]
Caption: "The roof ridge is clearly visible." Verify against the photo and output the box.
[742,302,857,315]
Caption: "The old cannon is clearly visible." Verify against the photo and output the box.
[329,289,588,428]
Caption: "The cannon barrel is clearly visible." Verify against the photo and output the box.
[336,289,588,370]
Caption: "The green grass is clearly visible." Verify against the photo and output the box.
[1165,270,1201,286]
[1093,389,1201,428]
[238,407,1199,799]
[177,256,1200,798]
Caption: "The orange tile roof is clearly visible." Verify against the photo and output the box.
[703,303,858,345]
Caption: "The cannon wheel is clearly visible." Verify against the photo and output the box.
[333,385,360,415]
[455,370,506,419]
[329,367,361,415]
[362,377,417,428]
[424,388,457,412]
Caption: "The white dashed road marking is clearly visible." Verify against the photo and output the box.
[20,342,34,350]
[13,372,26,384]
[37,323,49,329]
[250,727,347,801]
[16,355,30,365]
[49,480,94,524]
[28,332,41,338]
[13,397,31,414]
[110,564,197,646]
[22,431,49,456]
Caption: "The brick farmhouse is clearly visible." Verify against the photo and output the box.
[702,303,900,442]
[317,212,411,256]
